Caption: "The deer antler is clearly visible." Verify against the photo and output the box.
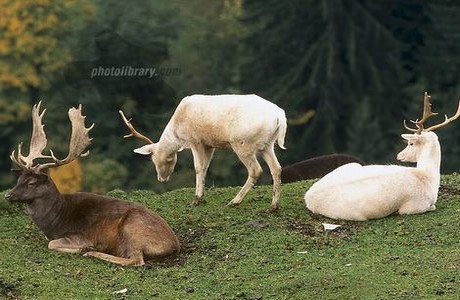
[424,98,460,132]
[119,110,153,144]
[35,105,94,171]
[10,102,94,172]
[403,92,460,134]
[10,101,55,169]
[403,92,438,134]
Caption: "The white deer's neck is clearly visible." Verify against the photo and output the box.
[416,140,441,186]
[158,125,183,154]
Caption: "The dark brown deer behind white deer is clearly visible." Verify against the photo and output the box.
[5,102,180,266]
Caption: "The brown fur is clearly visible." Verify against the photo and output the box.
[6,170,180,266]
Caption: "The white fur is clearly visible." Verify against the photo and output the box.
[304,131,440,221]
[135,94,287,210]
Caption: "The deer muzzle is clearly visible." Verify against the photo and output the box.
[157,175,170,183]
[5,191,14,203]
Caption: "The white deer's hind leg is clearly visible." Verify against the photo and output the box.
[261,146,282,211]
[398,200,436,215]
[191,145,215,205]
[227,153,262,206]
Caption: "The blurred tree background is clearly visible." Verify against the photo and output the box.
[1,0,459,192]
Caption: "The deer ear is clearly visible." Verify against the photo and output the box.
[401,134,416,141]
[134,144,156,155]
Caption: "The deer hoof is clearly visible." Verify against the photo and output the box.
[83,251,95,257]
[269,204,279,212]
[227,199,241,207]
[191,196,201,206]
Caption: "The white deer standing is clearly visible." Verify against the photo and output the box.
[305,92,460,221]
[120,94,287,211]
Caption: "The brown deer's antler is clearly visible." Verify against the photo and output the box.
[403,92,438,134]
[119,110,153,144]
[10,101,54,169]
[36,105,94,171]
[404,92,460,134]
[10,103,94,172]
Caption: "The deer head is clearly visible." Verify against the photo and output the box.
[7,102,94,202]
[6,170,56,203]
[398,92,460,163]
[119,110,177,182]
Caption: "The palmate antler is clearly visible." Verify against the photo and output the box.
[404,92,460,134]
[10,101,50,168]
[10,102,94,172]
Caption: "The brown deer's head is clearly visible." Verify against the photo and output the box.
[6,102,93,203]
[6,171,54,203]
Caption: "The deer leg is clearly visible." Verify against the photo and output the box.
[261,146,282,211]
[227,153,262,206]
[48,236,92,254]
[84,251,145,266]
[398,200,436,215]
[191,145,215,206]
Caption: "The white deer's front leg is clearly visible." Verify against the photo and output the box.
[191,145,215,206]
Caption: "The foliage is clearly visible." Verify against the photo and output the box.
[0,0,93,98]
[240,0,409,164]
[0,0,94,189]
[83,158,127,193]
[1,175,460,298]
[49,160,83,193]
[167,0,246,96]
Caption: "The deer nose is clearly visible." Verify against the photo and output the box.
[5,192,12,202]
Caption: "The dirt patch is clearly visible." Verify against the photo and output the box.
[245,220,269,228]
[150,226,207,268]
[286,219,320,237]
[0,278,20,300]
[439,184,460,196]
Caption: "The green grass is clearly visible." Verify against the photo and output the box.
[1,176,460,299]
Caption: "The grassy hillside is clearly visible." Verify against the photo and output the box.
[1,175,460,299]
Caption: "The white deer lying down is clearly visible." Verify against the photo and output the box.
[305,92,460,221]
[120,94,287,211]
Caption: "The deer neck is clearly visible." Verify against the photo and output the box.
[158,125,183,154]
[416,140,441,186]
[26,186,66,239]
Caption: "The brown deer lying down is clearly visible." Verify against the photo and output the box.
[281,154,365,183]
[5,102,180,266]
